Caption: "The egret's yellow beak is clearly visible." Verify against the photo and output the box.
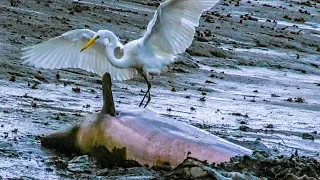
[80,36,100,52]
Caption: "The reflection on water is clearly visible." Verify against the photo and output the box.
[152,65,320,157]
[232,11,320,33]
[0,5,47,15]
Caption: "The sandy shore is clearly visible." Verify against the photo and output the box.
[0,0,319,179]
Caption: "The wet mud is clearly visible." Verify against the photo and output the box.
[0,0,319,179]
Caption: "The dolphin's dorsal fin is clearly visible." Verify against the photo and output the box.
[101,73,116,116]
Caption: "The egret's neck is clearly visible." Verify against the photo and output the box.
[99,30,131,68]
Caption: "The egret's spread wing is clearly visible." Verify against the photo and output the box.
[22,29,138,81]
[142,0,219,60]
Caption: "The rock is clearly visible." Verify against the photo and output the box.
[34,73,48,82]
[9,75,16,82]
[67,155,91,173]
[239,125,253,132]
[31,82,39,89]
[10,0,18,7]
[72,87,81,93]
[271,93,280,97]
[302,133,315,140]
[294,17,305,23]
[31,101,37,108]
[190,167,208,178]
[266,124,274,128]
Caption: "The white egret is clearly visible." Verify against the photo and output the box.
[22,0,220,107]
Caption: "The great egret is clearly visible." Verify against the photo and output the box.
[22,0,220,107]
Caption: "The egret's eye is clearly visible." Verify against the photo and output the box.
[97,35,100,39]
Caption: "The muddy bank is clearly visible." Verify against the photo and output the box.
[0,0,319,179]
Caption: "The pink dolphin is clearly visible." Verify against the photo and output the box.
[42,73,252,168]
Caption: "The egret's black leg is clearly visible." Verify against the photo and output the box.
[144,81,152,108]
[139,74,152,108]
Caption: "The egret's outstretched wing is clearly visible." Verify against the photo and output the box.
[142,0,219,60]
[22,29,138,81]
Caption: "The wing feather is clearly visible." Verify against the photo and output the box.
[22,29,138,81]
[141,0,219,61]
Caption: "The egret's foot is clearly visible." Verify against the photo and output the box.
[139,91,150,108]
[139,98,144,107]
[144,91,151,108]
[139,73,152,108]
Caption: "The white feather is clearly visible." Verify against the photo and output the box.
[141,0,219,64]
[22,29,138,81]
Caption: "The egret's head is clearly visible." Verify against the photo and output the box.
[80,30,118,52]
[80,35,100,52]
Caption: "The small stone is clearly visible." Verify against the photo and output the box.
[31,83,39,89]
[232,113,249,118]
[72,113,82,117]
[54,115,60,120]
[72,87,81,93]
[56,71,60,80]
[294,17,305,22]
[45,167,53,172]
[205,80,215,84]
[190,167,207,178]
[9,75,16,82]
[172,67,188,73]
[283,15,292,20]
[67,155,90,173]
[10,0,18,7]
[31,101,37,108]
[266,124,274,128]
[302,133,314,140]
[240,121,247,124]
[34,73,48,82]
[239,125,252,132]
[286,98,293,102]
[97,169,109,176]
[294,97,304,103]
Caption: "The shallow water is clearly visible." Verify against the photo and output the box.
[147,65,320,155]
[0,0,319,178]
